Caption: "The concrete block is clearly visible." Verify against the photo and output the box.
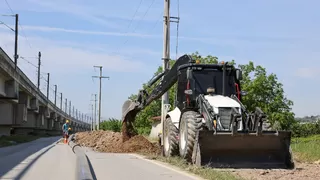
[5,79,18,99]
[15,103,27,123]
[40,106,50,118]
[0,74,6,96]
[29,98,39,112]
[18,91,29,107]
[50,112,57,121]
[0,103,13,125]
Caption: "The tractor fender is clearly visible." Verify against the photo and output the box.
[166,107,181,129]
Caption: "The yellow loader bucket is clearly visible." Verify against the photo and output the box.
[195,130,294,169]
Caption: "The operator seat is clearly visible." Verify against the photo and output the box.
[207,87,215,96]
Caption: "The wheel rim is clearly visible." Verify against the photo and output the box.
[180,120,186,151]
[164,128,169,152]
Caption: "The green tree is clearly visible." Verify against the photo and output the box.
[237,61,296,130]
[127,52,295,134]
[100,118,122,132]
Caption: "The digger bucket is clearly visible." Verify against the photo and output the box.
[122,99,139,122]
[121,100,141,141]
[195,130,294,169]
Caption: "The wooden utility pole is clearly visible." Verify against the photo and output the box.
[160,0,171,148]
[54,85,57,105]
[91,104,94,131]
[14,14,18,70]
[60,93,62,109]
[46,73,50,99]
[92,67,109,130]
[91,94,97,130]
[65,98,67,113]
[37,51,41,90]
[69,101,71,116]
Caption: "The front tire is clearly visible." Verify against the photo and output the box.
[179,111,201,162]
[163,117,179,157]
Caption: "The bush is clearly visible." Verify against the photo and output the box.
[100,118,122,132]
[291,121,320,137]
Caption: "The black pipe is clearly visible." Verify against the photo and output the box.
[68,138,94,180]
[147,71,165,87]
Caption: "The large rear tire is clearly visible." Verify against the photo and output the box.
[179,111,201,162]
[163,117,179,157]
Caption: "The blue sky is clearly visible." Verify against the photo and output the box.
[0,0,319,119]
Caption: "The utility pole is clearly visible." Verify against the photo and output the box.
[160,0,171,149]
[92,66,109,130]
[65,98,67,113]
[91,104,94,131]
[91,94,97,130]
[54,85,57,105]
[46,73,50,99]
[60,93,62,109]
[37,52,41,90]
[69,101,71,116]
[14,14,18,70]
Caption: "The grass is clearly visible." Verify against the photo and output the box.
[0,135,43,147]
[291,134,320,163]
[144,154,243,180]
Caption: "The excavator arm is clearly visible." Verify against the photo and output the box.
[121,54,192,141]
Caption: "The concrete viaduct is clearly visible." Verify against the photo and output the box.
[0,47,90,136]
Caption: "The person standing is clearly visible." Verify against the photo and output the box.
[62,120,70,143]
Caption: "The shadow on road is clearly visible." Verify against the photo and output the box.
[0,137,60,178]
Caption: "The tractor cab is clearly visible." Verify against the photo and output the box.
[175,61,243,110]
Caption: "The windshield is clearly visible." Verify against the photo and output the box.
[192,69,236,96]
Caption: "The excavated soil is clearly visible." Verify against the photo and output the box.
[229,162,320,180]
[75,131,160,154]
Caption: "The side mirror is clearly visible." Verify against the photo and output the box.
[241,91,247,96]
[236,69,242,80]
[187,68,192,80]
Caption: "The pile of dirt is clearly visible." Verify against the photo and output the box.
[230,162,320,180]
[75,131,160,154]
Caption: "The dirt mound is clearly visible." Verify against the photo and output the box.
[75,131,160,154]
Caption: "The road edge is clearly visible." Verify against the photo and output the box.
[128,153,206,180]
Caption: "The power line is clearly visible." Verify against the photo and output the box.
[0,20,14,31]
[20,56,37,68]
[113,0,156,55]
[126,0,143,31]
[4,0,32,49]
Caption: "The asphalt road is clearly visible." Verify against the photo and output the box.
[84,148,203,180]
[0,136,76,180]
[0,137,203,180]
